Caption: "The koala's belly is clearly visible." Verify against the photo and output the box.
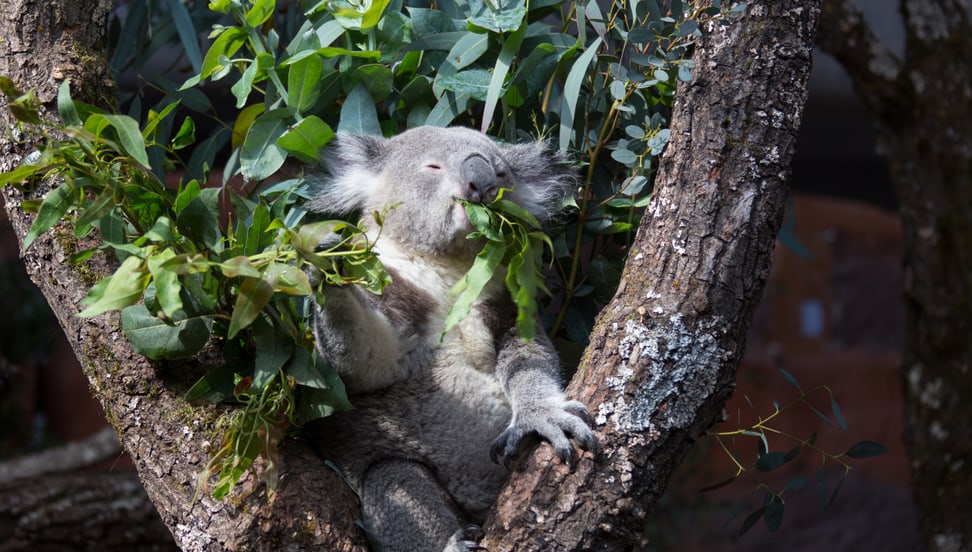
[314,367,511,515]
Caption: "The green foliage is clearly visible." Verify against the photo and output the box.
[704,369,887,536]
[0,78,384,499]
[2,0,745,501]
[446,193,552,341]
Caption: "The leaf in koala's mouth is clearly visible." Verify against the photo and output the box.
[443,195,553,341]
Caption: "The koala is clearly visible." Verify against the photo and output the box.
[304,126,596,552]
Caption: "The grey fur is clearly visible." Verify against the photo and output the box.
[305,126,594,552]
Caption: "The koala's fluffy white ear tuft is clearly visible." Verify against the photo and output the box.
[501,141,577,224]
[308,134,387,215]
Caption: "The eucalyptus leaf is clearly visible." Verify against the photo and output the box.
[121,304,211,360]
[338,83,381,136]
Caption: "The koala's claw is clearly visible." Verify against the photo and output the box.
[490,399,597,468]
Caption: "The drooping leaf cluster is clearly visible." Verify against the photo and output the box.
[704,369,887,536]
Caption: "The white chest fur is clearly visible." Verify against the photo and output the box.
[374,238,504,380]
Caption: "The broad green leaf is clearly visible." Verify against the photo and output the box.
[559,36,602,152]
[232,104,265,149]
[142,101,181,140]
[444,240,504,335]
[0,157,52,186]
[147,248,184,317]
[287,53,324,113]
[494,199,541,229]
[144,216,177,243]
[294,352,352,423]
[99,114,151,168]
[57,79,80,126]
[240,109,290,181]
[121,303,211,359]
[173,179,201,215]
[245,0,275,27]
[74,188,116,235]
[24,183,75,250]
[349,65,394,102]
[437,70,492,102]
[277,116,334,163]
[286,347,331,390]
[425,90,471,127]
[196,27,247,82]
[176,187,223,251]
[266,263,313,296]
[219,256,262,278]
[440,32,489,77]
[359,0,392,29]
[244,201,272,256]
[185,363,236,402]
[78,254,149,317]
[467,0,527,33]
[172,117,196,150]
[338,83,381,136]
[407,8,463,36]
[231,58,262,108]
[227,276,274,338]
[252,315,293,390]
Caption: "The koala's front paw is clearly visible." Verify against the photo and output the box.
[490,398,597,468]
[443,525,486,551]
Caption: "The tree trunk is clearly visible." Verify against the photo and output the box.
[1,1,365,550]
[817,2,972,550]
[1,0,820,550]
[481,1,820,549]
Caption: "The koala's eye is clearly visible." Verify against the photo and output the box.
[495,170,507,179]
[423,162,444,171]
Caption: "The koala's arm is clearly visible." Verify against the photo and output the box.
[490,327,597,466]
[312,284,404,393]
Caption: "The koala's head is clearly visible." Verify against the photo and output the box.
[309,126,576,258]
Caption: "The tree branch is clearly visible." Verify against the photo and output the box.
[817,0,904,119]
[481,1,821,549]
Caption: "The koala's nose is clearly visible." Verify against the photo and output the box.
[461,155,497,203]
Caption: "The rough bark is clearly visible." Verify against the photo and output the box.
[817,2,972,550]
[1,1,365,550]
[480,1,820,550]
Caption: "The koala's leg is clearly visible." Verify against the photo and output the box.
[360,459,483,552]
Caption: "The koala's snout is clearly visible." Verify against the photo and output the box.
[461,154,498,203]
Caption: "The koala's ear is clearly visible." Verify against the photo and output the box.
[308,134,387,215]
[501,141,578,224]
